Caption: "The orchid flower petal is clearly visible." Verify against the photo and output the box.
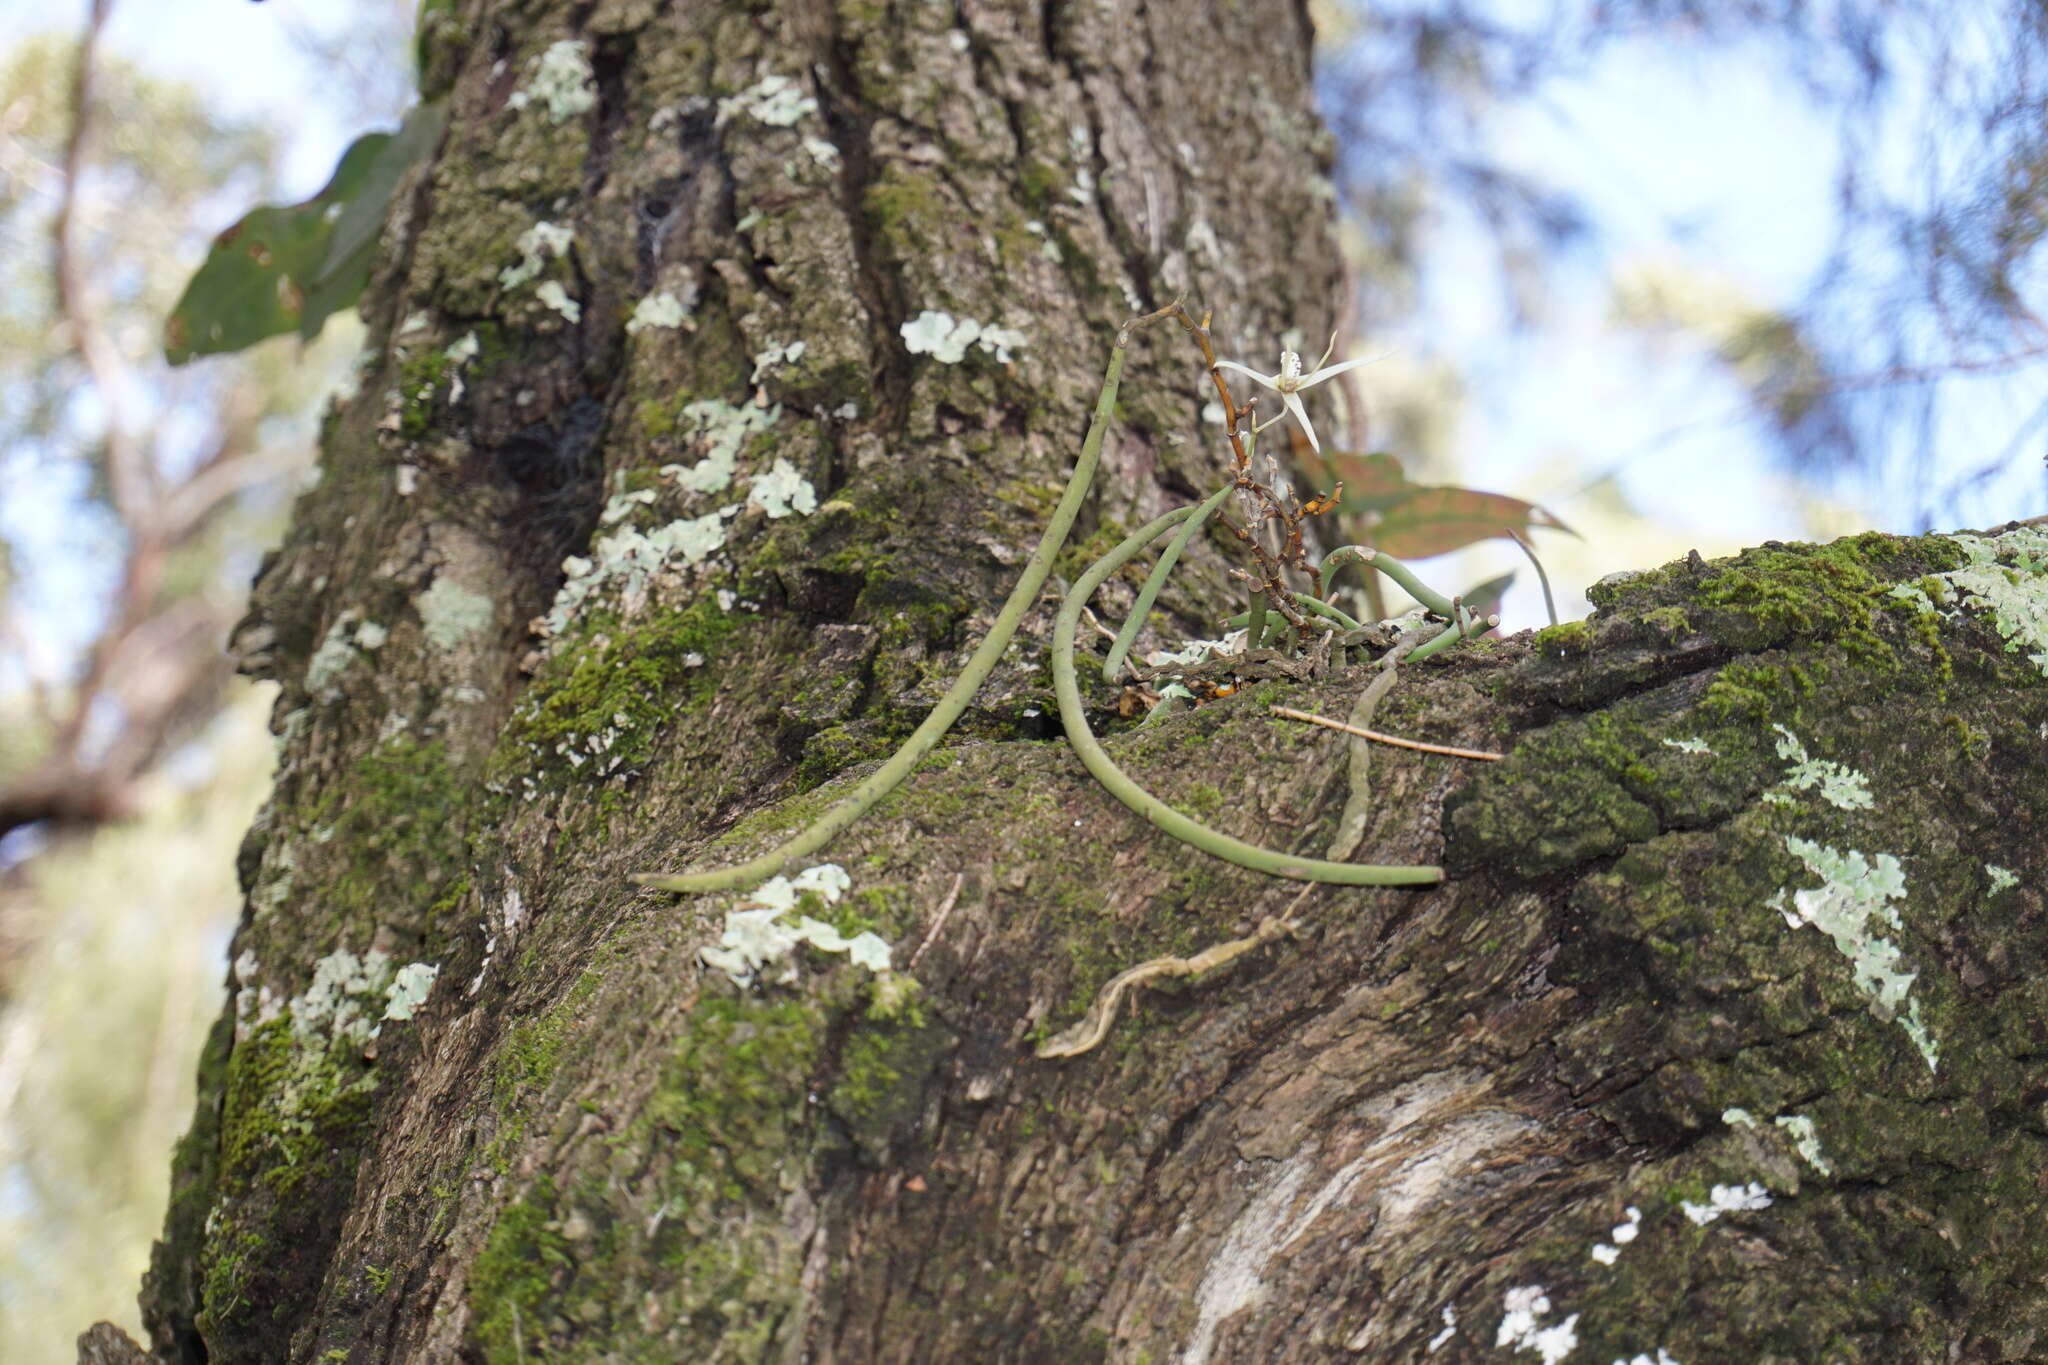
[1299,353,1383,386]
[1213,360,1280,392]
[1283,392,1320,453]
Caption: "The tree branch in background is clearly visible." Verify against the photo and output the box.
[0,0,282,850]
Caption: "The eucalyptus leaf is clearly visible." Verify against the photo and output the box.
[163,131,390,364]
[317,99,448,288]
[1319,448,1575,560]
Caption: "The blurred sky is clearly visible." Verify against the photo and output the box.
[6,0,2044,636]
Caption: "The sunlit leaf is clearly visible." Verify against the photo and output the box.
[163,131,390,364]
[1318,448,1575,559]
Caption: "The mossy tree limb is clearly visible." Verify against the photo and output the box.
[99,0,2048,1361]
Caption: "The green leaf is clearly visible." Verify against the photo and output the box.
[415,0,459,89]
[318,100,448,288]
[1319,449,1575,560]
[163,132,390,364]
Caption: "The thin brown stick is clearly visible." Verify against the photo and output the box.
[1269,705,1506,761]
[908,872,965,970]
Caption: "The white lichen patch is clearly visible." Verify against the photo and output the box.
[534,280,581,323]
[1768,835,1938,1071]
[1889,525,2048,676]
[661,398,781,495]
[1426,1305,1457,1353]
[1774,1113,1832,1175]
[899,310,1028,364]
[1771,725,1874,810]
[698,864,892,987]
[748,458,817,518]
[750,338,807,382]
[1987,863,2019,894]
[802,135,840,169]
[508,39,596,123]
[1589,1205,1642,1265]
[353,621,388,651]
[415,576,495,651]
[625,290,691,335]
[716,73,817,128]
[1680,1181,1773,1226]
[1721,1107,1758,1127]
[1147,628,1248,670]
[1663,736,1714,755]
[1614,1351,1682,1365]
[1496,1285,1579,1364]
[499,221,574,290]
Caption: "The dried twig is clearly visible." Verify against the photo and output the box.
[1270,705,1506,761]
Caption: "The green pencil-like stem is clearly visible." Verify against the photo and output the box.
[1323,545,1456,618]
[633,337,1141,895]
[1224,592,1363,633]
[1054,509,1444,887]
[1102,481,1234,681]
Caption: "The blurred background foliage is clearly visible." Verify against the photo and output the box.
[2,0,2045,1358]
[0,5,408,1354]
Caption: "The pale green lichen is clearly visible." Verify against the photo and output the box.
[499,222,573,290]
[624,291,691,335]
[899,310,1029,364]
[1768,835,1938,1071]
[601,489,657,524]
[1888,525,2048,675]
[716,73,817,128]
[1987,863,2019,894]
[660,399,781,495]
[1771,724,1874,810]
[534,280,580,323]
[354,621,387,651]
[747,458,817,518]
[415,577,494,651]
[1663,737,1714,755]
[536,512,736,639]
[292,949,415,1048]
[802,135,840,169]
[750,338,806,382]
[699,864,893,986]
[305,616,365,700]
[1721,1107,1758,1127]
[507,40,595,124]
[1773,1113,1832,1175]
[445,331,479,364]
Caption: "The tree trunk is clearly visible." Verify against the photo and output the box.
[98,1,2048,1362]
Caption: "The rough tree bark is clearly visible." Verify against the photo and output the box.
[91,1,2048,1362]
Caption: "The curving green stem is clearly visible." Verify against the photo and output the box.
[634,337,1141,894]
[1102,481,1235,681]
[1054,508,1444,886]
[1405,601,1494,662]
[1224,592,1363,633]
[1322,545,1455,618]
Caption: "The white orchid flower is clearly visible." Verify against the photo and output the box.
[1213,335,1381,454]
